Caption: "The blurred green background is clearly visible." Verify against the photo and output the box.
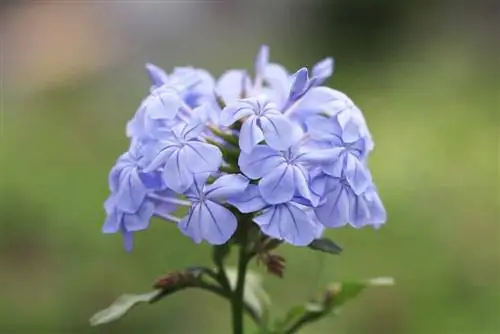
[1,1,498,333]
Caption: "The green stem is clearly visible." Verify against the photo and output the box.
[231,236,249,334]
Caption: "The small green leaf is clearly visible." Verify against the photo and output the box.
[89,290,161,326]
[308,238,343,255]
[325,277,395,309]
[282,305,308,326]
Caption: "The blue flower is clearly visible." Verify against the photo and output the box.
[126,86,184,140]
[228,185,323,246]
[102,194,155,252]
[312,173,386,229]
[306,114,372,194]
[143,118,223,193]
[108,153,151,213]
[103,45,386,252]
[178,173,249,244]
[221,97,302,153]
[239,143,334,205]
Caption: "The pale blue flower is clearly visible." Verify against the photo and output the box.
[312,173,386,229]
[178,173,249,244]
[221,97,302,153]
[143,118,222,193]
[239,144,334,205]
[228,185,323,246]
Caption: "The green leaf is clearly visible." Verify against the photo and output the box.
[281,305,309,327]
[308,238,343,255]
[325,277,395,309]
[89,290,161,326]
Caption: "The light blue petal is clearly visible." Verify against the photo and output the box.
[200,201,237,245]
[259,164,295,204]
[305,114,342,141]
[115,169,147,213]
[239,116,264,153]
[178,203,203,244]
[180,117,206,140]
[227,185,267,213]
[147,89,182,120]
[123,201,155,232]
[314,181,351,227]
[264,63,290,104]
[341,118,362,144]
[255,45,269,79]
[162,148,193,193]
[216,70,251,105]
[183,142,222,173]
[138,171,165,190]
[294,87,339,114]
[351,188,386,228]
[288,67,309,102]
[254,203,317,246]
[322,150,347,177]
[344,154,372,195]
[297,147,340,165]
[145,63,169,88]
[292,165,314,204]
[121,228,134,252]
[239,145,285,179]
[312,57,334,83]
[260,113,302,151]
[143,144,177,173]
[205,174,249,200]
[102,197,121,233]
[220,103,254,126]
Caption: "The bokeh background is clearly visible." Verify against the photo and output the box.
[1,1,499,333]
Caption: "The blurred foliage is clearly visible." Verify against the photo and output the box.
[1,2,499,333]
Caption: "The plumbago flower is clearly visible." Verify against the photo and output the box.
[95,45,389,334]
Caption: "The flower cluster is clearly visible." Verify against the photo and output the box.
[102,46,386,251]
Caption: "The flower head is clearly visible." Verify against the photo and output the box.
[102,45,386,250]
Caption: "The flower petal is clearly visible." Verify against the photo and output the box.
[145,63,168,88]
[162,148,193,193]
[259,164,295,204]
[178,203,203,244]
[227,185,267,213]
[351,187,386,228]
[220,103,254,126]
[292,165,314,204]
[314,181,351,227]
[216,70,251,105]
[123,201,155,232]
[147,89,182,120]
[255,45,269,79]
[288,67,309,102]
[180,117,205,140]
[239,116,265,153]
[121,228,134,252]
[254,203,317,246]
[312,57,334,83]
[205,174,249,200]
[115,169,147,213]
[239,145,285,179]
[260,113,302,151]
[264,63,290,105]
[183,142,222,173]
[344,154,372,195]
[200,201,238,244]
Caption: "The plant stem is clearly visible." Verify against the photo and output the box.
[231,236,249,334]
